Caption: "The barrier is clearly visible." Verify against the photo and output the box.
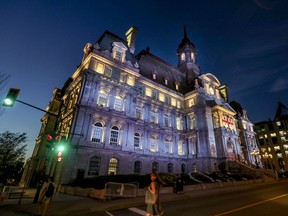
[104,182,138,200]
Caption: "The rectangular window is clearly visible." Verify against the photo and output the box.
[104,66,112,77]
[164,115,170,127]
[127,76,134,86]
[165,96,170,104]
[159,93,165,102]
[145,87,152,97]
[120,73,126,82]
[115,50,123,61]
[134,137,140,148]
[110,131,119,145]
[91,127,102,143]
[96,63,105,74]
[152,90,157,100]
[150,111,157,123]
[171,98,176,106]
[136,107,142,119]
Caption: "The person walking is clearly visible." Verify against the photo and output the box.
[37,176,55,216]
[145,172,164,216]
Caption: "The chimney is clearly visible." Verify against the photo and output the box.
[126,26,138,54]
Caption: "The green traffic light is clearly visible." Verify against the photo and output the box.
[58,145,65,152]
[2,88,20,107]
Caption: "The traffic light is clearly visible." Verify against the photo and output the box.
[46,132,61,149]
[2,88,20,107]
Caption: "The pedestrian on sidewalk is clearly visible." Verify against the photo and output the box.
[145,172,164,216]
[176,174,184,194]
[36,176,55,216]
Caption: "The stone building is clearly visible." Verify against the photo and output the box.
[26,26,258,185]
[255,102,288,172]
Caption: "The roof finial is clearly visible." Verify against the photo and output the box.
[184,25,188,39]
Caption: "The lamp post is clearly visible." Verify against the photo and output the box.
[251,149,260,168]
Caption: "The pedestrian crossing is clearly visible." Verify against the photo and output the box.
[106,207,146,215]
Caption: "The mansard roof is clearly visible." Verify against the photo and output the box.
[95,30,137,64]
[274,102,288,120]
[136,49,195,93]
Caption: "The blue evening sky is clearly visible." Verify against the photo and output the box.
[0,0,287,160]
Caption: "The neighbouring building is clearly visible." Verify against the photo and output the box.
[255,102,288,172]
[23,26,260,186]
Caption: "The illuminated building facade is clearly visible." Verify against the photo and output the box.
[28,26,259,185]
[255,102,288,172]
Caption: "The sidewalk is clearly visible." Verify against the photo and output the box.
[0,180,280,216]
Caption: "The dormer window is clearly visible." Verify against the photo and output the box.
[175,82,180,90]
[164,79,168,85]
[152,73,156,80]
[112,42,128,63]
[181,53,185,62]
[191,52,195,62]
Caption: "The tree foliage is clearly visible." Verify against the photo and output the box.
[0,131,27,184]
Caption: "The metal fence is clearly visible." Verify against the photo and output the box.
[104,182,138,200]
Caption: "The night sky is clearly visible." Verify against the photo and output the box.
[1,0,287,160]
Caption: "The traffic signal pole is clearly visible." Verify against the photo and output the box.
[16,99,58,117]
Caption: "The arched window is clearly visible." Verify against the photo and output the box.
[134,161,142,174]
[152,162,159,172]
[181,164,186,173]
[181,53,185,61]
[97,89,108,107]
[114,95,123,111]
[150,135,158,152]
[88,156,101,176]
[110,126,119,145]
[108,157,118,175]
[168,163,173,174]
[91,122,103,143]
[189,114,196,129]
[134,132,141,148]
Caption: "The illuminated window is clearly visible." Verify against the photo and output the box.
[178,140,184,155]
[145,87,152,97]
[91,122,103,143]
[189,136,197,155]
[114,95,123,111]
[164,79,168,85]
[152,73,156,80]
[134,133,141,148]
[189,114,196,129]
[276,121,281,126]
[168,163,173,173]
[89,59,97,71]
[159,93,165,102]
[134,161,142,174]
[176,117,182,130]
[177,100,181,109]
[191,52,195,61]
[181,53,185,61]
[150,136,158,152]
[108,158,118,175]
[97,89,108,107]
[271,133,276,137]
[88,156,101,176]
[171,98,176,106]
[96,63,104,74]
[189,99,194,107]
[127,76,134,86]
[243,123,247,130]
[110,126,119,145]
[175,83,179,90]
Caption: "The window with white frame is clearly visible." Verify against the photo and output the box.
[91,122,103,143]
[176,117,182,130]
[189,136,197,155]
[150,135,158,152]
[178,140,185,155]
[164,115,170,127]
[114,95,123,111]
[108,157,118,175]
[165,138,172,153]
[134,133,141,148]
[110,126,119,145]
[88,156,101,176]
[97,89,108,107]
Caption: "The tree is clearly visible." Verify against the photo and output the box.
[0,131,27,184]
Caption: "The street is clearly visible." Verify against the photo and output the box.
[107,182,288,216]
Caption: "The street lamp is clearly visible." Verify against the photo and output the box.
[251,149,260,168]
[262,152,269,169]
